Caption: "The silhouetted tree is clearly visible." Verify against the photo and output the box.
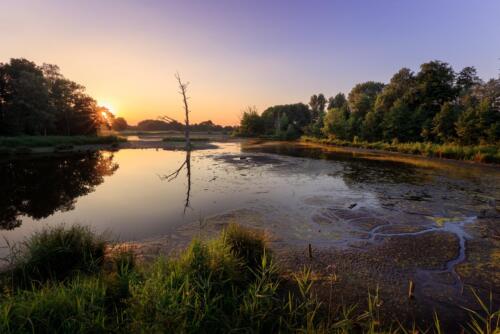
[112,117,128,131]
[0,58,109,136]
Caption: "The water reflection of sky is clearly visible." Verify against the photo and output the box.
[1,142,498,252]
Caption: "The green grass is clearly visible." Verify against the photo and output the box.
[0,135,126,149]
[5,225,107,287]
[302,136,500,164]
[0,224,499,333]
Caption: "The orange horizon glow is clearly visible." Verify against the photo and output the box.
[2,1,498,127]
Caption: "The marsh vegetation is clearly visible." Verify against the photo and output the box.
[1,225,499,333]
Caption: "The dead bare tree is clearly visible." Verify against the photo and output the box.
[176,72,191,150]
[158,72,193,213]
[159,72,191,150]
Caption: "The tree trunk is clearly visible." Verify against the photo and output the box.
[175,73,191,150]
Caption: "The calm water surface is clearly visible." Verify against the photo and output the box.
[1,142,499,254]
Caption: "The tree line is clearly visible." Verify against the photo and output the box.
[0,58,113,136]
[238,60,500,145]
[119,119,234,133]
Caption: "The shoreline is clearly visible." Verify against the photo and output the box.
[299,137,500,165]
[116,208,499,330]
[0,139,222,157]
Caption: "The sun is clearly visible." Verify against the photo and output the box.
[99,101,116,116]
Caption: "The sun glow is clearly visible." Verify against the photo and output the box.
[99,101,116,116]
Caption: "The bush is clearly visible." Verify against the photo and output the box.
[9,225,107,286]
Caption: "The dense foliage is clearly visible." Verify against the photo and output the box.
[238,61,500,146]
[239,104,311,139]
[0,58,112,136]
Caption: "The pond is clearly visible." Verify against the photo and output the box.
[1,141,499,323]
[1,141,497,244]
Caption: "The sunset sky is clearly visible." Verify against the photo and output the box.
[1,0,499,126]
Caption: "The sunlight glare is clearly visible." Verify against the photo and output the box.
[100,101,116,115]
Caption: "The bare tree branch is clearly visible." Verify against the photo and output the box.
[175,72,191,150]
[158,151,192,213]
[158,160,187,182]
[158,115,179,124]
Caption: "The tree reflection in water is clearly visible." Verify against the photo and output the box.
[160,150,191,213]
[0,152,118,230]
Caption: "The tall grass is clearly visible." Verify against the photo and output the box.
[302,136,500,164]
[0,224,499,333]
[5,225,107,287]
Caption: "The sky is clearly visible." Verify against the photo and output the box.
[1,0,499,126]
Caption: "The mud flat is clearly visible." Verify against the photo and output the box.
[121,142,500,329]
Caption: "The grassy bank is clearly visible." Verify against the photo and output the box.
[0,135,125,149]
[1,225,498,333]
[302,136,500,164]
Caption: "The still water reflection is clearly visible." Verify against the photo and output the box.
[0,142,498,252]
[0,152,117,230]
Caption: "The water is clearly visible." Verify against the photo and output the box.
[1,142,498,247]
[1,141,498,255]
[1,140,498,325]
